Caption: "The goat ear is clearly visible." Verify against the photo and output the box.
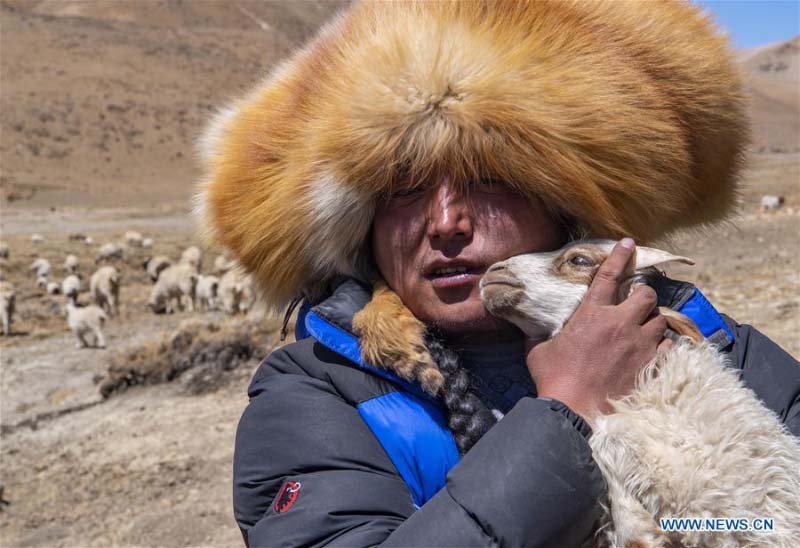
[634,246,694,271]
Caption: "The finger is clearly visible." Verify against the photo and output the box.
[618,285,658,324]
[641,313,668,342]
[586,238,636,306]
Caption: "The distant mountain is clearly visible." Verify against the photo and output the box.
[0,0,348,209]
[738,36,800,154]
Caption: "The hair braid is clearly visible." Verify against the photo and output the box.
[424,332,497,455]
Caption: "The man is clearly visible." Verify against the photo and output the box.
[196,2,799,546]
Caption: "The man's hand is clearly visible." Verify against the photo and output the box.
[525,238,668,421]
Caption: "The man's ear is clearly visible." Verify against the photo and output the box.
[633,245,694,271]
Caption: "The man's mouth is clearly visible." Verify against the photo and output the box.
[424,262,485,288]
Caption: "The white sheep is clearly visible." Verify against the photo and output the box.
[218,268,255,315]
[84,236,94,246]
[148,263,198,314]
[196,274,220,311]
[31,234,44,244]
[0,281,15,335]
[30,257,52,278]
[95,242,124,264]
[143,255,172,283]
[179,246,203,273]
[212,253,236,275]
[90,266,120,317]
[62,254,79,274]
[61,274,81,301]
[142,237,154,249]
[64,300,107,349]
[480,239,800,547]
[36,275,49,289]
[46,281,61,295]
[0,242,9,259]
[124,230,144,247]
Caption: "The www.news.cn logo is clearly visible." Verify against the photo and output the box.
[660,517,775,532]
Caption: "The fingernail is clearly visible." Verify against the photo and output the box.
[620,237,635,249]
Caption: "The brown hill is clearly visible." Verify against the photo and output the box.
[0,0,348,209]
[738,36,800,154]
[0,2,796,210]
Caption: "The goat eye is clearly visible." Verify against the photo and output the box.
[569,255,593,267]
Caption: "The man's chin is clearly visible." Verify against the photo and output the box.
[417,300,511,337]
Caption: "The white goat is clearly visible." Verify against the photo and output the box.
[62,254,79,274]
[179,246,203,273]
[143,255,172,283]
[218,268,255,315]
[36,275,49,289]
[196,274,220,311]
[61,274,81,301]
[95,242,124,264]
[148,263,198,314]
[90,266,120,317]
[30,257,52,278]
[0,281,15,335]
[480,240,800,547]
[124,231,144,247]
[64,300,107,349]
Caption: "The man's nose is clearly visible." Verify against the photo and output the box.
[426,181,473,242]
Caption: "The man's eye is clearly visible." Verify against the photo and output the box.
[569,255,594,267]
[392,187,424,198]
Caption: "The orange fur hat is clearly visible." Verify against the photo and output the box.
[196,0,749,315]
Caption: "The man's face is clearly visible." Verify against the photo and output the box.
[371,178,565,337]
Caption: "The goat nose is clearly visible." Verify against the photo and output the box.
[487,263,507,273]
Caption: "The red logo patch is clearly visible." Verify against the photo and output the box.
[274,481,301,513]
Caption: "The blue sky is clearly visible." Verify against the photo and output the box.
[694,0,799,50]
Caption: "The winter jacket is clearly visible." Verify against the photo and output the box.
[233,276,800,548]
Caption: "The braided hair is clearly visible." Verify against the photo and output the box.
[424,331,497,455]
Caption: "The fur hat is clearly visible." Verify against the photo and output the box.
[196,0,748,316]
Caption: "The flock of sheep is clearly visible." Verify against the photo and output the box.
[0,231,256,349]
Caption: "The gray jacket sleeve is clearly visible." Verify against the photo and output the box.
[234,347,607,548]
[722,316,800,437]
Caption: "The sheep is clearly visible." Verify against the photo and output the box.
[64,300,106,349]
[179,246,202,273]
[0,281,15,335]
[124,230,144,247]
[90,266,120,317]
[212,253,235,275]
[36,275,49,289]
[62,254,79,274]
[31,233,44,244]
[61,274,81,301]
[143,255,172,283]
[30,257,52,278]
[218,268,255,315]
[480,239,800,547]
[760,194,785,211]
[142,237,154,249]
[196,274,220,311]
[95,242,123,264]
[46,281,61,295]
[148,263,198,314]
[84,236,94,246]
[0,242,9,259]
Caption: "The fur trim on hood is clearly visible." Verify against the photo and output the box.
[196,0,748,318]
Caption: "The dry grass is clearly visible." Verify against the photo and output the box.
[100,316,282,398]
